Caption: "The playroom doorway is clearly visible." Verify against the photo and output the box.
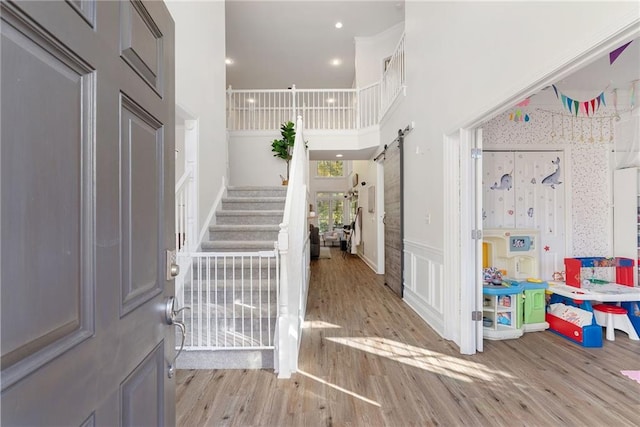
[452,26,640,355]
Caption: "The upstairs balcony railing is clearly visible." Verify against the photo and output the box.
[226,33,405,132]
[226,84,380,131]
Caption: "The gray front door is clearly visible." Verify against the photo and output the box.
[383,135,403,297]
[1,1,176,424]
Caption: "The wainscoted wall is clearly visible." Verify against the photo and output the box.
[483,106,615,256]
[403,240,445,336]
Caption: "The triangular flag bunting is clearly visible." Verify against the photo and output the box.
[552,85,559,98]
[553,85,608,116]
[609,41,632,65]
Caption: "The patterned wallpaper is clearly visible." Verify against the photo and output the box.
[483,106,615,257]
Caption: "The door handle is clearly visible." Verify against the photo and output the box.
[165,296,190,378]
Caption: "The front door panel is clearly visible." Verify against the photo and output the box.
[1,1,175,424]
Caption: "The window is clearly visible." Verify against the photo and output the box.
[316,192,345,233]
[316,160,344,177]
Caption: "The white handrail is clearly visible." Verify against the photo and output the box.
[380,32,406,119]
[175,166,197,308]
[175,166,195,254]
[275,116,310,378]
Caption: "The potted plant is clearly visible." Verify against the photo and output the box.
[270,121,296,185]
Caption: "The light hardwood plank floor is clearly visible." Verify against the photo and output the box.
[177,247,640,426]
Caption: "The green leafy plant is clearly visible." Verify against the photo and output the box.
[270,121,296,182]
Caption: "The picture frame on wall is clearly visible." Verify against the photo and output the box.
[368,186,375,213]
[383,56,392,72]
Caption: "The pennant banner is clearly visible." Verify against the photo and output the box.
[610,41,632,65]
[508,109,530,123]
[552,85,607,116]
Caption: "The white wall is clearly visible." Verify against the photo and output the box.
[166,0,228,237]
[380,1,638,342]
[352,160,379,270]
[355,22,405,88]
[228,130,380,187]
[393,1,638,249]
[228,131,288,187]
[175,123,185,181]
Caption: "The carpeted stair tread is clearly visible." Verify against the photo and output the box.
[216,210,284,216]
[201,240,276,250]
[209,224,280,231]
[222,196,285,202]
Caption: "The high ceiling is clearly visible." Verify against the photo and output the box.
[224,1,639,160]
[225,0,405,89]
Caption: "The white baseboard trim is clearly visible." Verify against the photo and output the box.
[404,288,445,338]
[198,176,226,249]
[358,251,379,274]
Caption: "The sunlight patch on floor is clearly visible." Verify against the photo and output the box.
[302,320,342,329]
[297,369,381,407]
[325,337,515,383]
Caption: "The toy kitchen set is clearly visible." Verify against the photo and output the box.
[482,228,548,340]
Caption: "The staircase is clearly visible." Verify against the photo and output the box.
[203,186,286,252]
[177,186,286,370]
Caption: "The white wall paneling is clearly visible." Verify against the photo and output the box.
[403,240,445,337]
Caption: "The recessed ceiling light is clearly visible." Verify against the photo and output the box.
[247,98,255,103]
[225,58,234,65]
[330,58,342,66]
[326,98,335,104]
[335,22,343,29]
[336,154,343,158]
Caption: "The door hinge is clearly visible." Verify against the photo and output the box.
[472,311,482,321]
[471,229,483,240]
[471,148,482,159]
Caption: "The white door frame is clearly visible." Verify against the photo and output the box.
[376,161,385,274]
[176,103,199,253]
[443,133,461,344]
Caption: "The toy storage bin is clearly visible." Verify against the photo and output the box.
[546,294,603,347]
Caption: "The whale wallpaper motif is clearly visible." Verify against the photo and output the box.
[483,106,613,257]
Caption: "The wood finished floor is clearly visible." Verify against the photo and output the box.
[176,247,640,426]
